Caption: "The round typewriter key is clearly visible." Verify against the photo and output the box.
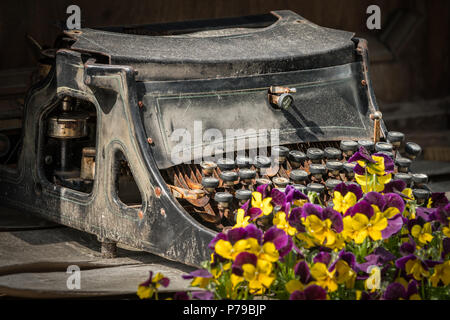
[201,177,220,192]
[326,161,344,177]
[324,147,342,160]
[375,142,393,153]
[214,192,233,208]
[405,142,422,160]
[236,156,253,169]
[271,146,290,163]
[200,161,217,176]
[256,178,273,187]
[307,148,324,163]
[309,164,326,180]
[307,183,325,195]
[272,177,290,188]
[344,162,356,179]
[235,189,252,204]
[217,158,235,171]
[254,156,271,169]
[220,171,239,186]
[290,170,309,184]
[395,157,412,173]
[293,184,308,194]
[340,140,358,157]
[288,150,307,168]
[394,173,412,186]
[238,169,256,182]
[325,179,341,193]
[387,131,405,148]
[358,140,375,152]
[412,173,428,188]
[413,189,431,205]
[378,151,394,160]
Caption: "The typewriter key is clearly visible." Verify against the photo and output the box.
[256,178,273,188]
[405,142,422,160]
[214,192,233,208]
[288,150,307,168]
[412,173,428,188]
[375,142,393,153]
[238,169,256,183]
[307,148,324,164]
[387,131,405,149]
[357,140,375,153]
[325,179,341,194]
[324,147,342,160]
[307,183,325,195]
[326,161,344,177]
[340,140,358,157]
[394,173,412,186]
[235,189,253,205]
[220,171,239,187]
[309,164,326,180]
[290,170,309,184]
[201,177,220,192]
[236,156,253,169]
[344,162,356,179]
[293,184,308,194]
[395,157,412,173]
[271,146,290,164]
[200,161,217,176]
[272,177,290,189]
[217,158,236,171]
[413,189,431,205]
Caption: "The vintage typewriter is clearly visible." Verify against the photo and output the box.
[0,11,428,266]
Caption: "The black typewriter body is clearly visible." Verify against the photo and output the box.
[0,11,425,266]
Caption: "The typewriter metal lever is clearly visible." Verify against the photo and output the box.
[268,86,297,110]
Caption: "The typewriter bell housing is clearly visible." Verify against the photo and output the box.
[0,11,424,267]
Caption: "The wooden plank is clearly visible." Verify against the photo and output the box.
[0,264,192,298]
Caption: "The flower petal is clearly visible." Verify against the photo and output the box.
[381,214,404,239]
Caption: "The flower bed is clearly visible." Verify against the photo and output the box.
[138,147,450,300]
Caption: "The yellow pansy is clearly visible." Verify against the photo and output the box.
[333,191,357,214]
[411,223,433,246]
[310,263,338,292]
[251,192,273,216]
[351,212,388,244]
[273,211,297,236]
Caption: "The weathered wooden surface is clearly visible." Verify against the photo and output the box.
[0,206,195,298]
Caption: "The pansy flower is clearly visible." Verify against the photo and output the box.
[383,279,421,300]
[343,201,388,243]
[395,254,439,281]
[429,260,450,287]
[427,192,449,209]
[232,252,275,295]
[137,271,170,299]
[263,226,293,260]
[332,183,363,215]
[349,147,394,193]
[362,192,405,239]
[329,250,357,289]
[289,285,327,300]
[310,262,338,292]
[251,190,273,217]
[301,204,343,246]
[182,269,213,288]
[233,208,251,229]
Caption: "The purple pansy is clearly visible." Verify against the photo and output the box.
[232,252,257,276]
[182,269,213,280]
[289,285,327,300]
[294,260,312,284]
[301,203,343,232]
[287,207,306,233]
[313,251,331,266]
[357,247,396,273]
[334,182,363,201]
[191,291,214,300]
[383,280,419,300]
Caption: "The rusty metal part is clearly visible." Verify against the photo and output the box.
[47,112,89,139]
[168,184,207,202]
[80,147,96,180]
[370,111,383,143]
[268,86,297,94]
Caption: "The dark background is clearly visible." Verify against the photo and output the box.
[0,0,449,160]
